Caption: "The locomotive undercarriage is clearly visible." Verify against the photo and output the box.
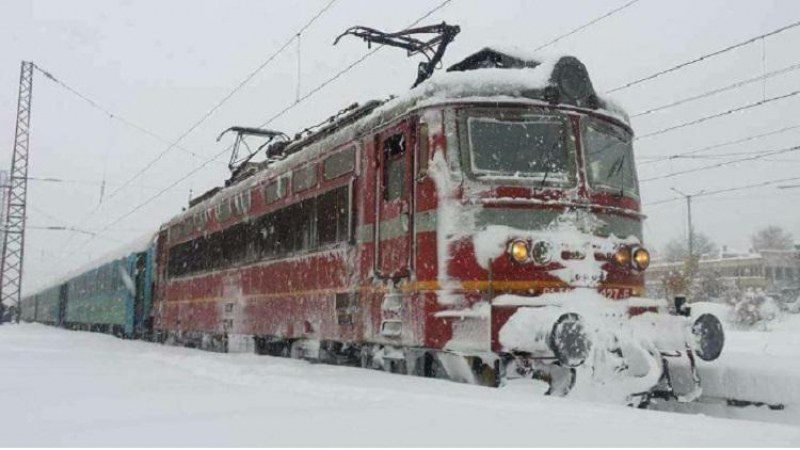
[151,294,722,408]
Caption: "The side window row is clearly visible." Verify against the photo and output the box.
[171,147,356,243]
[167,185,351,278]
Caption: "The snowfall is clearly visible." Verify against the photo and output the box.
[2,316,800,447]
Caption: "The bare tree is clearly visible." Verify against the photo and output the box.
[751,226,794,251]
[662,232,719,262]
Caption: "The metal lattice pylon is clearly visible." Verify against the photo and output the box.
[0,170,9,258]
[0,61,34,320]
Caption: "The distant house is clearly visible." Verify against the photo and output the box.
[646,246,800,300]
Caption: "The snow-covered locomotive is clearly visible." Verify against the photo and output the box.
[154,28,724,403]
[23,24,725,404]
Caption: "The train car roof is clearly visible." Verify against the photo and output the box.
[24,231,155,297]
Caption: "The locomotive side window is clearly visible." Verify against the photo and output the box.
[417,122,429,176]
[323,147,355,180]
[293,164,318,193]
[264,176,288,204]
[317,186,350,246]
[383,133,406,201]
[232,191,251,216]
[167,184,351,278]
[216,198,232,222]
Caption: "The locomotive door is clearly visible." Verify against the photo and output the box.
[375,121,414,279]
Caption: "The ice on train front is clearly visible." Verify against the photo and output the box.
[419,46,725,404]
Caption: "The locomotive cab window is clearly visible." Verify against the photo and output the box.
[462,109,576,186]
[583,117,638,198]
[383,132,406,201]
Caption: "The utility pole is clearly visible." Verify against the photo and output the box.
[670,187,698,260]
[0,61,34,323]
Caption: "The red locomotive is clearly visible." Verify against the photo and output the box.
[153,24,724,404]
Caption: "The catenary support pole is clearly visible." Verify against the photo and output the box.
[0,61,34,323]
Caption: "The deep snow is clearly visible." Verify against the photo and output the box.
[1,324,799,446]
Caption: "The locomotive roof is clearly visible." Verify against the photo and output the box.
[166,48,630,228]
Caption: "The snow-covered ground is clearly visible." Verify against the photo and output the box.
[1,323,799,447]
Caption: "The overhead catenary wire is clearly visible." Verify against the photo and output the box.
[532,0,642,52]
[644,175,800,206]
[105,0,340,202]
[26,176,161,190]
[31,64,215,163]
[38,0,340,274]
[638,123,800,164]
[607,19,800,93]
[635,89,800,141]
[45,0,454,272]
[631,61,800,118]
[639,143,800,182]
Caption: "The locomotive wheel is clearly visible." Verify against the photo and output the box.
[471,358,500,387]
[421,352,448,379]
[534,364,576,397]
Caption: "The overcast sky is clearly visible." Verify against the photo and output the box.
[2,0,800,293]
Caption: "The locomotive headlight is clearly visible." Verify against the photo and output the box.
[509,240,529,263]
[632,247,650,270]
[531,240,552,265]
[691,313,725,361]
[613,246,631,266]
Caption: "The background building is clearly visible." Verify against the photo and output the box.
[646,246,800,301]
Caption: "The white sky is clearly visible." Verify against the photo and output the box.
[2,0,800,292]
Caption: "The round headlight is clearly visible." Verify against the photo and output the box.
[632,247,650,270]
[531,240,552,265]
[613,246,631,267]
[509,240,529,263]
[549,313,590,368]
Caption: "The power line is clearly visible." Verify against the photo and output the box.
[635,89,800,140]
[257,0,453,130]
[638,123,800,164]
[32,64,215,163]
[645,175,800,206]
[533,0,642,52]
[607,19,800,93]
[640,143,800,182]
[105,0,340,202]
[41,0,340,271]
[26,225,95,236]
[645,152,800,161]
[631,61,800,117]
[46,0,453,271]
[26,176,160,190]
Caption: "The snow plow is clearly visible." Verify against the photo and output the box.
[495,292,724,404]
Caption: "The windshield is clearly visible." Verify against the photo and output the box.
[466,112,574,184]
[583,117,638,197]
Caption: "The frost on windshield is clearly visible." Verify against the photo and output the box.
[584,117,638,197]
[466,112,574,184]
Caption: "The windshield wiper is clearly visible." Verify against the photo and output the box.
[607,152,626,197]
[538,139,561,190]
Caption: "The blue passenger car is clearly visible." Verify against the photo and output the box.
[21,237,156,338]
